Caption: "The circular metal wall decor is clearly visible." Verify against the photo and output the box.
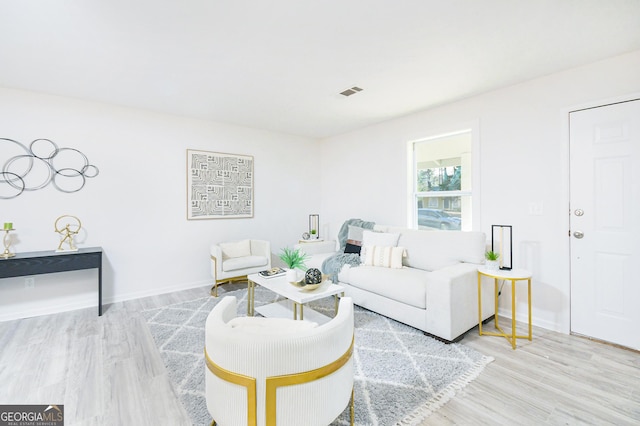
[1,138,99,199]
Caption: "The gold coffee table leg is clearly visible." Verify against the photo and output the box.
[247,280,255,316]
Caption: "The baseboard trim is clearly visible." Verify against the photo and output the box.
[0,279,212,322]
[104,279,212,305]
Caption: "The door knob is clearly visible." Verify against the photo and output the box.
[573,231,584,239]
[574,209,584,216]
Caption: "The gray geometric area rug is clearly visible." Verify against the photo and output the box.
[142,287,493,426]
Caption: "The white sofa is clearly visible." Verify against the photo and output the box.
[298,225,495,342]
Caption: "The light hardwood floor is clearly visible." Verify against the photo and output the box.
[1,282,638,425]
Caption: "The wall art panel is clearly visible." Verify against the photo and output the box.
[186,149,253,219]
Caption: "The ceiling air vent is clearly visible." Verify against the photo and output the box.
[339,86,363,97]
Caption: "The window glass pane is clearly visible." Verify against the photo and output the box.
[416,196,465,230]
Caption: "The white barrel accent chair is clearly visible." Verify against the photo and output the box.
[210,239,271,296]
[204,295,355,426]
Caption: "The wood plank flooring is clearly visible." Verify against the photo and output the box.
[0,282,638,425]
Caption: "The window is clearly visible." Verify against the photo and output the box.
[409,130,475,231]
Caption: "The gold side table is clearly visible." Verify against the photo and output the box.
[478,267,532,349]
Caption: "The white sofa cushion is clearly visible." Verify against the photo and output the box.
[223,255,268,272]
[397,230,485,271]
[219,239,251,259]
[338,265,429,309]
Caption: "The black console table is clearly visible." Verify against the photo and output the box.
[0,247,103,316]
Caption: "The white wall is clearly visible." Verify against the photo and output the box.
[3,50,639,329]
[0,88,319,320]
[319,50,640,333]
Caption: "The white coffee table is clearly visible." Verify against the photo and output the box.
[247,273,345,324]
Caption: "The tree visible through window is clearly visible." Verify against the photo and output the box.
[418,165,461,192]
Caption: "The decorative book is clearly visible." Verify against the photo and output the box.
[259,267,286,278]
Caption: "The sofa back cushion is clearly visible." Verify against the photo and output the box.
[396,229,485,271]
[362,230,401,247]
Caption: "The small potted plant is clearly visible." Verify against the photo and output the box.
[279,247,309,282]
[485,250,500,270]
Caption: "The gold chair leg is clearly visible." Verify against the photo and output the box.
[211,275,248,298]
[350,387,355,426]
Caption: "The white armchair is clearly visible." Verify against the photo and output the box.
[204,295,355,426]
[210,239,271,296]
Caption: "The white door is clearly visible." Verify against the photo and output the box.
[570,99,640,351]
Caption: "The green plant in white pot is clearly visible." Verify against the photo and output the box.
[485,250,500,270]
[279,247,309,282]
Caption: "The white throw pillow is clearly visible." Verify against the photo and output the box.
[362,245,406,269]
[362,230,400,247]
[219,239,251,259]
[345,225,366,254]
[347,225,365,243]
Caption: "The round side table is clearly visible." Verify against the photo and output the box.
[477,267,532,349]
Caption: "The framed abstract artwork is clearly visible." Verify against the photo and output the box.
[186,150,254,219]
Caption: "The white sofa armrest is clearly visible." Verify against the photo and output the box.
[295,240,338,256]
[424,263,494,341]
[210,244,224,277]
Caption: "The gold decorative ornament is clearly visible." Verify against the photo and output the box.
[1,223,15,258]
[289,273,328,291]
[54,215,82,252]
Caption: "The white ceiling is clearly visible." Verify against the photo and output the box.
[2,0,640,139]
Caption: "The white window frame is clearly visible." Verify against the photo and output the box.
[406,123,480,231]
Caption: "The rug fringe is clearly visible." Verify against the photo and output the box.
[395,355,495,426]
